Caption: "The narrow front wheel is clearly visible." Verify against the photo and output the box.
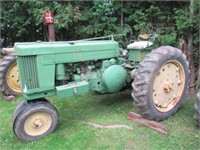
[13,101,59,141]
[12,100,27,122]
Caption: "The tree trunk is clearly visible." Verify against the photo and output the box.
[178,0,196,95]
[188,0,196,95]
[179,33,196,95]
[187,33,196,95]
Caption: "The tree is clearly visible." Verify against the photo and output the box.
[175,0,200,94]
[1,0,81,44]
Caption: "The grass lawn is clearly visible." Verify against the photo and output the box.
[0,90,200,150]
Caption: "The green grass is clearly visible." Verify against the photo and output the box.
[0,90,200,150]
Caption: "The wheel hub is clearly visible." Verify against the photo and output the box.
[153,61,185,112]
[34,118,43,128]
[25,112,52,136]
[7,62,21,93]
[163,80,173,93]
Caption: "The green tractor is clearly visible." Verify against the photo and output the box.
[13,35,190,141]
[0,47,21,96]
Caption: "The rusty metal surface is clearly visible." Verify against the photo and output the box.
[48,24,55,42]
[128,112,168,134]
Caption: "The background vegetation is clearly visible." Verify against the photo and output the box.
[1,1,199,46]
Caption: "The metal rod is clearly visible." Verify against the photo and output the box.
[75,34,126,42]
[48,24,55,41]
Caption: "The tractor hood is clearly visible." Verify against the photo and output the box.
[14,40,120,62]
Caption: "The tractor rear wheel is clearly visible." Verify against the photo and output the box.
[195,90,200,127]
[132,46,190,121]
[13,101,59,141]
[0,55,3,60]
[0,50,4,60]
[0,55,21,96]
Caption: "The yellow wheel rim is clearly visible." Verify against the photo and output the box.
[153,60,185,112]
[24,111,52,136]
[6,62,21,93]
[0,55,3,60]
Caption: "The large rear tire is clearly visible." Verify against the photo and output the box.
[195,91,200,127]
[0,55,21,96]
[0,50,5,60]
[132,46,190,121]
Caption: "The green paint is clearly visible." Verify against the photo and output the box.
[128,48,151,62]
[102,65,127,92]
[15,39,152,100]
[56,64,65,80]
[56,81,89,98]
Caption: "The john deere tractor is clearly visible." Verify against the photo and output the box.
[12,35,190,141]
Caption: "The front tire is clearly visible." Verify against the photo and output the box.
[12,100,27,122]
[132,46,190,121]
[13,101,59,141]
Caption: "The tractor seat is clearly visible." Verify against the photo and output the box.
[127,41,153,49]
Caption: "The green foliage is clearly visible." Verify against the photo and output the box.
[174,1,199,46]
[157,32,177,46]
[1,1,199,47]
[73,0,119,39]
[129,9,147,32]
[125,2,179,46]
[174,8,193,32]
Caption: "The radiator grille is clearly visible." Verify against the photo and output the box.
[18,56,39,89]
